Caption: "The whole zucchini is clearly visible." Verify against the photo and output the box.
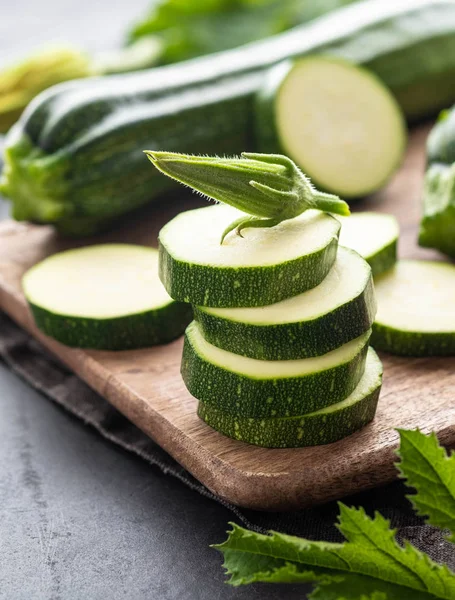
[2,0,455,235]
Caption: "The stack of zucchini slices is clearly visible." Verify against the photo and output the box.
[159,204,383,448]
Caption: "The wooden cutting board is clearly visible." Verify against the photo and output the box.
[0,125,454,511]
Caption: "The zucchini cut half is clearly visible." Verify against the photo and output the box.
[337,212,399,276]
[372,260,455,356]
[23,244,192,350]
[159,204,340,308]
[182,321,371,419]
[194,247,375,360]
[256,57,407,198]
[198,348,382,448]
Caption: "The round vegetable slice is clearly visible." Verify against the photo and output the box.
[337,212,399,276]
[194,247,375,360]
[181,321,371,419]
[159,204,340,307]
[198,348,382,448]
[256,57,407,198]
[372,260,455,356]
[23,244,192,350]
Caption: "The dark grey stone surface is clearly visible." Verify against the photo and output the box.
[0,361,307,599]
[0,2,308,598]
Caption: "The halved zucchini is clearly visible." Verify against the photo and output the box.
[194,246,375,360]
[256,57,407,198]
[198,347,382,448]
[182,321,371,419]
[23,244,192,350]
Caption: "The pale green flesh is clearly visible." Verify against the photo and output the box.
[337,212,399,262]
[276,58,406,197]
[200,246,372,325]
[23,244,172,319]
[187,321,371,379]
[375,260,455,333]
[159,204,340,267]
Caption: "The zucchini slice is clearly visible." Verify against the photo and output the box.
[182,321,371,419]
[159,204,340,307]
[194,247,375,360]
[337,212,399,276]
[372,260,455,356]
[198,348,382,448]
[23,244,192,350]
[256,57,406,198]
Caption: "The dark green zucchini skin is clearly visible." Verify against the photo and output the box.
[159,228,339,308]
[181,325,371,419]
[367,240,397,278]
[197,349,382,448]
[193,273,375,359]
[419,105,455,258]
[197,388,379,448]
[371,322,455,357]
[2,0,455,235]
[28,299,192,350]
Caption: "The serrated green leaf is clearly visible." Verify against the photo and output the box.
[214,522,343,586]
[310,574,426,600]
[396,430,455,542]
[215,506,455,598]
[335,504,452,594]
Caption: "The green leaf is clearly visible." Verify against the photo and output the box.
[215,506,455,598]
[145,150,349,242]
[128,0,360,64]
[310,574,425,599]
[396,429,455,542]
[128,0,296,63]
[214,525,341,586]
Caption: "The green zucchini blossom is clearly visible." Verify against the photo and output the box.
[145,150,350,243]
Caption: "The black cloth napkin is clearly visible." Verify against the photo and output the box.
[0,311,453,568]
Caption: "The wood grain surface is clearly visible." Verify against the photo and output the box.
[0,124,454,511]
